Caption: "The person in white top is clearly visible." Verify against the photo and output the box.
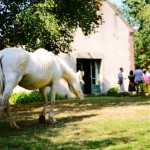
[134,65,143,95]
[118,67,125,97]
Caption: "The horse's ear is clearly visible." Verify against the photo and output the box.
[76,70,81,77]
[77,70,84,77]
[81,71,84,77]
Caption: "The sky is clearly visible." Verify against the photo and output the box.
[109,0,124,8]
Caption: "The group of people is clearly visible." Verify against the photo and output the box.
[118,66,150,96]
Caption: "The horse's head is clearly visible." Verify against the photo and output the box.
[77,70,85,85]
[69,70,84,100]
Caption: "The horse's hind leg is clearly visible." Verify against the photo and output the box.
[5,101,20,129]
[39,87,47,124]
[0,86,20,129]
[0,73,22,109]
[0,74,22,129]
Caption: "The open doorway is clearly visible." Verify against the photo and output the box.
[77,59,101,95]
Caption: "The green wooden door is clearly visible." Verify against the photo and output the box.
[90,60,101,94]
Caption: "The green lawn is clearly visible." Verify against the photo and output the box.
[0,96,150,150]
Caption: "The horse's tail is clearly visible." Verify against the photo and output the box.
[0,53,4,95]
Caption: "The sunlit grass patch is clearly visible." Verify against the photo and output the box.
[0,96,150,149]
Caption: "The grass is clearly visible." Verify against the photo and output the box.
[0,96,150,150]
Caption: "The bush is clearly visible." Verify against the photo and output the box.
[9,91,65,104]
[106,87,119,97]
[124,91,130,96]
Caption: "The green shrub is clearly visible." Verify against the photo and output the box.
[106,87,119,97]
[56,93,66,100]
[9,91,65,104]
[124,91,130,96]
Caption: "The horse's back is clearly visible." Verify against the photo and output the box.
[0,47,64,90]
[33,48,57,65]
[0,48,30,74]
[1,47,29,57]
[19,48,63,89]
[32,48,63,76]
[32,48,55,64]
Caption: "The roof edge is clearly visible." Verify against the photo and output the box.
[105,0,135,33]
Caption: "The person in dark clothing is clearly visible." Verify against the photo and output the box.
[128,70,136,95]
[134,65,143,95]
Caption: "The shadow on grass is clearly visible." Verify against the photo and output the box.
[55,96,150,114]
[0,135,134,150]
[82,136,134,150]
[54,114,97,127]
[0,96,149,150]
[0,96,150,131]
[0,113,97,133]
[9,96,150,115]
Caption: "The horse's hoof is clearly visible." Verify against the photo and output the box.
[10,125,20,130]
[52,120,57,125]
[49,118,57,125]
[39,115,46,124]
[0,110,5,118]
[0,106,5,111]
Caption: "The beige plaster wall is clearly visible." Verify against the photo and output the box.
[57,1,134,95]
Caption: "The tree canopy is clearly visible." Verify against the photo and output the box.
[123,0,150,71]
[0,0,103,54]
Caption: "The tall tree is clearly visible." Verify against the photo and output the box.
[123,0,150,71]
[0,0,103,54]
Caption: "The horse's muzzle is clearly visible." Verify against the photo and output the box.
[78,93,84,100]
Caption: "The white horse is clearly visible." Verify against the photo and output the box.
[0,47,84,129]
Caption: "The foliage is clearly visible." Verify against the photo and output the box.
[123,0,150,71]
[124,91,130,96]
[9,91,65,104]
[106,87,119,97]
[0,0,103,54]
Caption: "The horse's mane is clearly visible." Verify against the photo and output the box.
[55,56,76,83]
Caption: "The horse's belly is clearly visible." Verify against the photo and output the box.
[18,77,50,90]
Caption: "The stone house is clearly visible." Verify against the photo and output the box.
[57,0,135,96]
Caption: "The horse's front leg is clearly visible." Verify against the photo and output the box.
[49,82,58,124]
[39,87,47,124]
